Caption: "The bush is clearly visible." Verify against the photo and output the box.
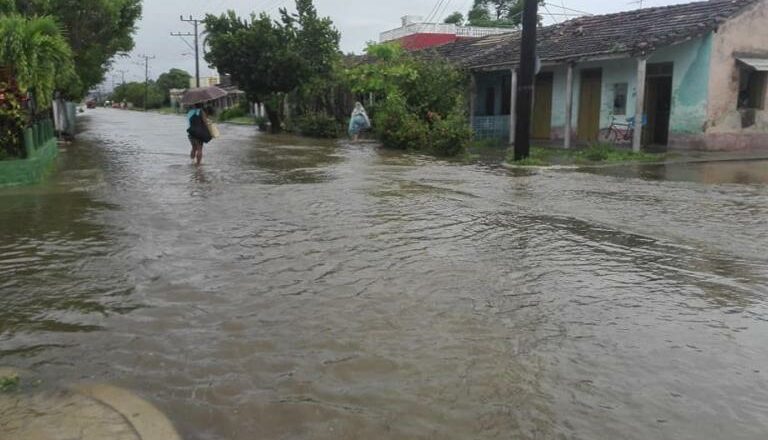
[253,115,268,131]
[429,110,472,157]
[373,93,469,155]
[0,82,27,158]
[218,106,247,122]
[294,112,341,138]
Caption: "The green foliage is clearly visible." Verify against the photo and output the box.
[467,0,544,28]
[294,112,341,138]
[156,68,191,104]
[0,374,20,392]
[444,11,464,25]
[577,143,661,163]
[0,81,27,158]
[111,81,164,109]
[253,115,268,131]
[347,42,471,156]
[508,144,664,166]
[429,110,473,157]
[218,106,247,122]
[0,14,75,109]
[373,93,470,155]
[3,0,142,100]
[204,0,340,132]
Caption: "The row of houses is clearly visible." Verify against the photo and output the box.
[415,0,768,151]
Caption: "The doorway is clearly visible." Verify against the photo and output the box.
[644,63,673,147]
[578,69,602,142]
[532,72,554,140]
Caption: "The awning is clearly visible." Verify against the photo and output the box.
[737,57,768,72]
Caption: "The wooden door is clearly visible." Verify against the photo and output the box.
[532,73,553,140]
[578,69,602,142]
[644,76,673,146]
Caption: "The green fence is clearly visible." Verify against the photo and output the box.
[0,119,59,187]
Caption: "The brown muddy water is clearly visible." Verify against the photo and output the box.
[1,109,767,440]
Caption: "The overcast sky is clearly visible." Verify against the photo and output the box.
[106,0,693,87]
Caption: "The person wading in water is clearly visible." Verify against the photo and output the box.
[187,103,212,165]
[348,102,371,142]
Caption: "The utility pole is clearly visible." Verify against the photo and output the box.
[513,0,539,161]
[115,69,127,85]
[172,15,202,88]
[138,54,155,111]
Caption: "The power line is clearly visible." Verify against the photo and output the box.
[171,15,203,88]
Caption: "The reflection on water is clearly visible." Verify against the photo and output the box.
[587,159,768,184]
[1,109,768,440]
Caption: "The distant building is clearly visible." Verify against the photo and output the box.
[190,76,220,89]
[380,15,512,51]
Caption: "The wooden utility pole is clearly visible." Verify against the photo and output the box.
[138,54,155,111]
[172,15,202,88]
[513,0,539,161]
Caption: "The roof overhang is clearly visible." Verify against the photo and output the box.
[737,57,768,71]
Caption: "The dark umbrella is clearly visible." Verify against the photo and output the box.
[181,86,227,106]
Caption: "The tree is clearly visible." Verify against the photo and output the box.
[156,68,191,104]
[0,13,74,157]
[444,11,464,25]
[111,81,164,109]
[9,0,142,99]
[0,14,75,109]
[204,0,340,132]
[467,0,543,28]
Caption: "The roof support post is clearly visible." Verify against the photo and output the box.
[509,68,517,146]
[633,56,647,153]
[469,73,477,133]
[564,62,575,149]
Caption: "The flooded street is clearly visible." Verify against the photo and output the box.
[2,109,768,439]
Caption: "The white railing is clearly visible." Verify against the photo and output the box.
[380,23,512,42]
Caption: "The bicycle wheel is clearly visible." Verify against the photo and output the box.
[600,128,617,143]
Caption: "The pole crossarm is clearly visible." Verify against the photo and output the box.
[172,15,202,88]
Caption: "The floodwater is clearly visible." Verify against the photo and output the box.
[1,109,768,440]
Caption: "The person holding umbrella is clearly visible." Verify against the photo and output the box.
[186,103,210,165]
[182,86,226,165]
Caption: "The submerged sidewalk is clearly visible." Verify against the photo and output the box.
[0,368,180,440]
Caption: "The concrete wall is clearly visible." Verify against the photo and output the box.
[705,0,768,150]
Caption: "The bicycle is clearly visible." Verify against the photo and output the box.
[600,116,636,144]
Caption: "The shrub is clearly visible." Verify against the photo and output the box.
[294,112,341,138]
[374,93,429,150]
[218,106,247,122]
[373,93,469,154]
[429,110,472,157]
[253,115,268,131]
[0,82,27,158]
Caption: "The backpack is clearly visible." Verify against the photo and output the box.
[187,113,212,143]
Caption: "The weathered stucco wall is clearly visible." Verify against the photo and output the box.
[652,36,712,135]
[705,0,768,150]
[549,37,710,142]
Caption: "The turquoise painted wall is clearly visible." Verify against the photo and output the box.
[550,35,712,136]
[471,35,712,140]
[649,34,712,134]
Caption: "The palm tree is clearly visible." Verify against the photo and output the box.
[0,14,74,109]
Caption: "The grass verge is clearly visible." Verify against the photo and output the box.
[508,143,665,166]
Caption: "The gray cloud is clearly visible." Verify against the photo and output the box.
[106,0,691,86]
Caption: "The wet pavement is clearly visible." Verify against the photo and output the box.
[1,108,768,440]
